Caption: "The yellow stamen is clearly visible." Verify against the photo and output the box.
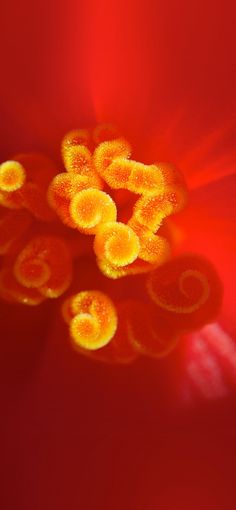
[63,290,118,350]
[0,161,26,192]
[70,189,117,234]
[94,222,140,267]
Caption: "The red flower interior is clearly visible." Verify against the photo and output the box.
[0,124,222,363]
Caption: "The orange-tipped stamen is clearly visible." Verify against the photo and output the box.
[63,290,118,350]
[0,161,26,192]
[70,189,117,234]
[0,124,222,366]
[13,236,72,299]
[94,222,140,268]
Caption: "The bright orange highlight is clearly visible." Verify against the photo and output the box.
[0,161,26,192]
[62,290,117,350]
[70,189,117,233]
[94,222,140,267]
[0,124,223,363]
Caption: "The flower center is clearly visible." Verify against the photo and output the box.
[0,124,223,363]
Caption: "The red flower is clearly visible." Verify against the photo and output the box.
[1,1,236,508]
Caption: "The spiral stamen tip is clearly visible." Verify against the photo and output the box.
[0,124,222,364]
[70,189,117,233]
[63,291,118,350]
[0,161,26,192]
[94,222,140,268]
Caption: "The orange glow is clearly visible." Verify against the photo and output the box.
[0,124,223,361]
[70,189,117,233]
[62,290,117,350]
[0,160,26,192]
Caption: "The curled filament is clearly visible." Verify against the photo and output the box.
[94,222,140,268]
[0,154,56,220]
[146,254,223,331]
[48,173,98,227]
[93,138,132,187]
[62,290,118,350]
[70,189,117,234]
[62,129,102,188]
[93,138,187,276]
[62,129,91,162]
[13,236,73,299]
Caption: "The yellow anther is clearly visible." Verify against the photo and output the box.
[70,189,117,234]
[128,162,163,194]
[97,256,160,279]
[48,172,95,227]
[127,218,170,265]
[65,145,92,173]
[156,162,186,189]
[0,161,26,192]
[82,301,139,364]
[106,159,163,194]
[71,313,101,348]
[133,187,186,233]
[94,222,140,268]
[138,233,171,265]
[64,290,118,350]
[100,157,132,189]
[93,138,131,183]
[63,144,102,188]
[0,154,58,219]
[0,126,222,365]
[62,129,91,165]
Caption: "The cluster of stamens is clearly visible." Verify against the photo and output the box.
[0,124,222,362]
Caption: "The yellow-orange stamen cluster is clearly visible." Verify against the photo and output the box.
[0,124,222,363]
[0,153,72,305]
[48,127,187,279]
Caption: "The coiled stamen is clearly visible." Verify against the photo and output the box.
[14,236,72,298]
[0,153,56,220]
[62,290,118,350]
[0,124,223,364]
[94,222,140,267]
[70,189,117,234]
[0,161,26,192]
[146,254,223,330]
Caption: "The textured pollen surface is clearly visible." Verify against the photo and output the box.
[0,124,223,363]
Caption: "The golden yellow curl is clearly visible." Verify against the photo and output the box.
[49,127,187,279]
[62,290,118,350]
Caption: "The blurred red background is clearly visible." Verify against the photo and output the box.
[1,0,236,508]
